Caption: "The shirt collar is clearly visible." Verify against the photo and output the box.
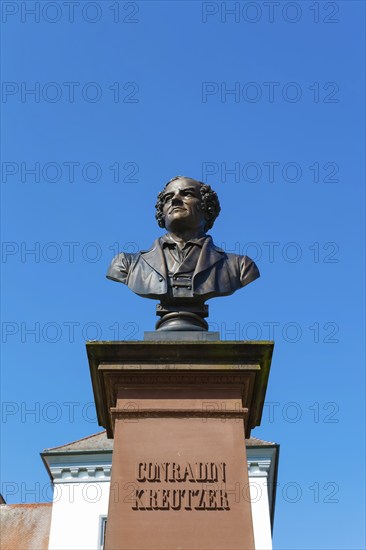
[160,233,208,249]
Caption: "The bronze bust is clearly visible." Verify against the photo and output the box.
[107,176,259,331]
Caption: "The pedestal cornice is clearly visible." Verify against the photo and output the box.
[86,340,274,438]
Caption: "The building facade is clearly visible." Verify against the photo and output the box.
[1,431,279,550]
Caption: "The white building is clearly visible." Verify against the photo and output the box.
[1,431,279,550]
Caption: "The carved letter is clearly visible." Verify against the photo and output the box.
[136,463,146,482]
[132,489,145,510]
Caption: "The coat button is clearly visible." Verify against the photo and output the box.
[187,286,192,290]
[159,277,163,282]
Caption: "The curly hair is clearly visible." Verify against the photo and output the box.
[155,176,221,232]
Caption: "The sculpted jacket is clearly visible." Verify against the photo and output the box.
[106,235,260,301]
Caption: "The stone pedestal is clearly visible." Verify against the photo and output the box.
[87,341,273,550]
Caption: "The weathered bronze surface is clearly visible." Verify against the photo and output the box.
[107,177,259,330]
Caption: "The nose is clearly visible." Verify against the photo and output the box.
[171,193,183,206]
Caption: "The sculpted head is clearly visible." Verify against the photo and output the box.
[155,176,221,233]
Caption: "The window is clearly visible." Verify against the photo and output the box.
[98,516,107,549]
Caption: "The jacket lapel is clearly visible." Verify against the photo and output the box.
[193,236,225,280]
[139,236,225,285]
[140,239,167,279]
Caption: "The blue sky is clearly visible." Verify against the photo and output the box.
[1,1,365,548]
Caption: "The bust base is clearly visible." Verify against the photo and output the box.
[144,331,220,341]
[156,302,209,331]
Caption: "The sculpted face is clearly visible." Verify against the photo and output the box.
[162,178,206,233]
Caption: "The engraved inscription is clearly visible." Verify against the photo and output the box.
[132,488,230,511]
[136,462,226,483]
[131,462,230,511]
